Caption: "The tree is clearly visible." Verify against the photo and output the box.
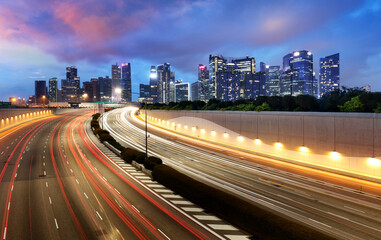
[255,102,271,112]
[339,96,364,112]
[295,95,318,111]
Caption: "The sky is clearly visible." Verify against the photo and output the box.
[0,0,380,101]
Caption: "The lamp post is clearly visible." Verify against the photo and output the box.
[42,95,46,108]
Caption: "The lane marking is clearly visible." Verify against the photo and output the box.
[84,192,88,199]
[7,202,10,211]
[76,179,79,184]
[158,229,170,240]
[46,182,48,188]
[96,211,103,220]
[3,227,6,239]
[54,218,59,229]
[114,188,120,194]
[308,218,332,228]
[344,205,365,214]
[132,205,140,213]
[49,197,52,205]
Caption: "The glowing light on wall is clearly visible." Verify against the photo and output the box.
[200,129,205,134]
[172,122,175,126]
[177,124,181,128]
[274,142,283,148]
[184,125,188,129]
[211,130,216,136]
[223,132,229,138]
[299,146,309,153]
[237,136,244,142]
[367,158,381,167]
[254,138,261,144]
[329,151,341,159]
[192,127,196,131]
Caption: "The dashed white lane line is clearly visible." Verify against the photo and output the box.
[181,207,203,212]
[54,218,59,229]
[208,224,238,231]
[84,192,88,199]
[225,235,251,240]
[44,171,46,176]
[147,184,164,188]
[162,194,182,199]
[15,173,17,178]
[158,229,170,240]
[11,185,14,191]
[135,176,151,180]
[130,172,145,176]
[49,197,52,205]
[171,200,193,205]
[96,211,103,220]
[76,179,79,184]
[114,188,120,194]
[194,215,220,221]
[308,218,332,228]
[154,189,173,193]
[46,182,48,188]
[132,205,140,213]
[3,227,7,239]
[103,176,107,182]
[7,202,10,210]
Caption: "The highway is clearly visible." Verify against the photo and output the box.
[0,110,242,239]
[102,107,381,240]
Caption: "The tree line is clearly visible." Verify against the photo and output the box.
[145,87,381,113]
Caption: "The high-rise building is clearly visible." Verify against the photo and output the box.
[112,64,121,102]
[209,55,227,100]
[157,63,172,104]
[289,50,313,96]
[191,81,200,101]
[260,62,266,72]
[139,84,151,99]
[175,82,190,102]
[83,79,99,102]
[265,66,281,96]
[319,53,340,98]
[149,66,158,103]
[98,76,112,102]
[90,78,100,102]
[121,62,132,102]
[48,77,58,102]
[62,66,80,102]
[198,64,209,101]
[35,80,47,105]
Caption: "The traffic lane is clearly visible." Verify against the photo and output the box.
[78,113,219,239]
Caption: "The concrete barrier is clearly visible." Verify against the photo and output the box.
[141,110,381,181]
[0,108,53,131]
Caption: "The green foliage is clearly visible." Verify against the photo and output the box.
[144,156,162,170]
[121,148,142,163]
[152,164,335,240]
[93,128,109,136]
[255,102,271,112]
[91,119,100,128]
[99,133,114,142]
[135,153,147,164]
[374,103,381,113]
[339,96,364,112]
[92,113,100,120]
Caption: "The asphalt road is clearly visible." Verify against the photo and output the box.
[102,107,381,240]
[0,110,235,240]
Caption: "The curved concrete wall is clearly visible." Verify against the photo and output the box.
[142,110,381,181]
[0,109,52,131]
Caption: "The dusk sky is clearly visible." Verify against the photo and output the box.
[0,0,380,101]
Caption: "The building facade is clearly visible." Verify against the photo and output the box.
[319,53,340,98]
[265,66,281,96]
[35,80,47,105]
[121,62,132,102]
[98,76,112,102]
[149,66,158,103]
[175,82,190,102]
[157,63,172,104]
[48,77,58,102]
[112,64,121,102]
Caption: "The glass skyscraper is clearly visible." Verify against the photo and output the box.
[48,78,57,102]
[157,63,172,104]
[112,64,121,102]
[319,53,340,98]
[121,62,132,102]
[149,66,158,103]
[265,66,280,96]
[35,80,47,105]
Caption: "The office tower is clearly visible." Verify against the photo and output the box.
[265,66,281,96]
[260,62,266,72]
[48,77,58,102]
[232,57,256,99]
[198,64,209,102]
[83,80,99,102]
[157,63,172,104]
[191,81,200,101]
[139,84,151,99]
[209,55,227,100]
[35,80,47,105]
[98,76,112,102]
[175,82,190,102]
[169,81,176,103]
[57,89,63,102]
[121,62,132,102]
[62,66,80,102]
[313,73,319,98]
[90,78,100,102]
[149,66,158,103]
[243,72,264,99]
[112,63,121,102]
[319,53,340,98]
[289,50,313,96]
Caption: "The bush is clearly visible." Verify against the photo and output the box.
[94,128,110,136]
[99,133,114,142]
[135,153,147,164]
[91,119,100,128]
[144,156,162,170]
[152,164,335,240]
[92,113,100,120]
[121,148,142,163]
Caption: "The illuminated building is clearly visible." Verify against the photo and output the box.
[265,66,281,96]
[319,53,340,98]
[191,81,200,101]
[98,76,112,102]
[48,77,58,102]
[157,63,172,104]
[140,84,151,99]
[149,66,158,103]
[175,82,190,102]
[62,66,80,102]
[112,63,121,102]
[198,64,209,102]
[121,62,132,102]
[35,80,47,105]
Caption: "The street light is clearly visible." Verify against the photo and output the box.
[42,95,46,108]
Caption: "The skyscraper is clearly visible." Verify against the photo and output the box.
[198,64,209,102]
[121,62,132,102]
[139,84,151,99]
[191,81,200,101]
[62,66,80,102]
[149,66,158,103]
[265,66,281,96]
[289,50,313,96]
[209,55,227,100]
[157,63,172,104]
[319,53,340,98]
[112,64,121,102]
[35,80,47,105]
[98,76,112,102]
[48,77,57,102]
[175,82,190,102]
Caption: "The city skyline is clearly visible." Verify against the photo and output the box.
[0,0,380,101]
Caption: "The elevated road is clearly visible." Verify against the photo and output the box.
[102,107,381,240]
[0,110,234,239]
